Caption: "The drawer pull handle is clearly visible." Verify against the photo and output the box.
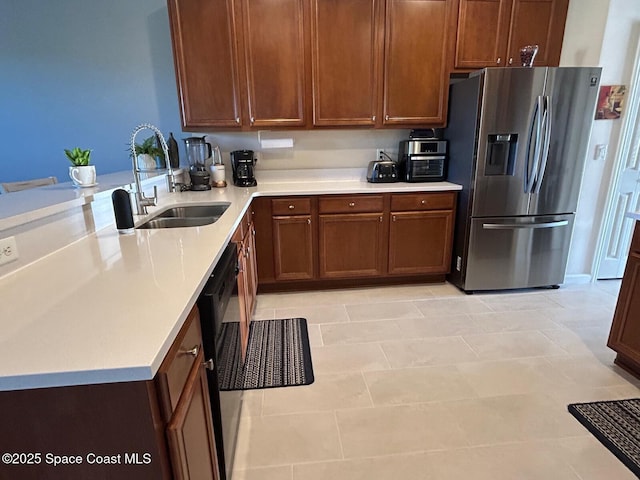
[183,345,199,357]
[289,205,295,209]
[349,202,355,207]
[203,358,215,370]
[421,200,426,205]
[392,215,396,222]
[379,216,383,222]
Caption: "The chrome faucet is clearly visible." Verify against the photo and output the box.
[129,123,178,215]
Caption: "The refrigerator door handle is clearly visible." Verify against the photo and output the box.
[482,220,569,230]
[524,96,544,193]
[533,96,553,194]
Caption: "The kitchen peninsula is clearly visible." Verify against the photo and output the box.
[0,169,461,479]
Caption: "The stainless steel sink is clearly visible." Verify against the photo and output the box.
[136,203,230,229]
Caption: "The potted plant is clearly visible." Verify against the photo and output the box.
[64,147,96,187]
[133,136,165,170]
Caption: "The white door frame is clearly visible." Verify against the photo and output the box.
[593,35,640,280]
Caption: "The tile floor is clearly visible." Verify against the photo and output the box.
[231,280,640,480]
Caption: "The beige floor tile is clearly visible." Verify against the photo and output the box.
[253,308,275,320]
[456,357,570,397]
[541,305,616,328]
[320,320,404,345]
[551,436,638,480]
[310,343,390,374]
[470,310,560,333]
[345,301,423,322]
[274,304,349,325]
[395,314,486,338]
[475,292,562,312]
[540,328,597,355]
[426,282,467,297]
[241,390,264,417]
[335,403,469,458]
[596,279,622,295]
[462,330,567,360]
[381,337,479,368]
[446,394,585,445]
[415,297,493,317]
[261,373,372,415]
[542,289,618,309]
[306,323,323,347]
[546,355,632,388]
[364,365,477,405]
[233,411,342,469]
[232,465,293,480]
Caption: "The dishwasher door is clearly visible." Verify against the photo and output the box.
[198,242,241,480]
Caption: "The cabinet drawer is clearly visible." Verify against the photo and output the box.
[391,192,455,211]
[319,195,383,214]
[632,223,640,254]
[156,307,202,420]
[272,197,312,215]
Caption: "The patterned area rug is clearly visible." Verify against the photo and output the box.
[217,318,314,391]
[568,398,640,477]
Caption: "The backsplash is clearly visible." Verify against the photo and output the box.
[202,129,411,171]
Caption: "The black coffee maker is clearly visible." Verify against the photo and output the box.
[230,150,257,187]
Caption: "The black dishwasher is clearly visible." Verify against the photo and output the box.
[198,242,242,480]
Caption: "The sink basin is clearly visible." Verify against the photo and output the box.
[136,203,230,229]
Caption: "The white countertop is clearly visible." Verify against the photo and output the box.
[0,168,461,391]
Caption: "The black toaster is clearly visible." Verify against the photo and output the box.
[366,160,399,183]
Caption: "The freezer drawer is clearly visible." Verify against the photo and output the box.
[463,214,574,291]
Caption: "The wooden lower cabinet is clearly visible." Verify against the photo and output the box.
[608,222,640,375]
[319,213,385,278]
[388,210,454,275]
[255,192,457,289]
[0,306,219,480]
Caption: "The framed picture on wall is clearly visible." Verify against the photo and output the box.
[595,85,626,120]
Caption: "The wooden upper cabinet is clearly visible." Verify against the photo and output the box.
[168,0,242,129]
[383,0,452,126]
[454,0,511,69]
[453,0,568,69]
[310,0,382,126]
[240,0,307,127]
[506,0,569,67]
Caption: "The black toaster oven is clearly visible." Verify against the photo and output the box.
[398,140,448,182]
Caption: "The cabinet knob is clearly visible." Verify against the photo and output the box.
[421,199,426,205]
[203,358,214,370]
[182,345,199,357]
[372,115,376,121]
[348,202,355,207]
[235,117,240,124]
[379,216,383,222]
[289,205,295,210]
[508,57,513,65]
[307,218,311,225]
[250,116,255,124]
[385,115,389,121]
[496,57,501,65]
[392,215,396,222]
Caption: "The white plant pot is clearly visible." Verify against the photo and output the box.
[69,165,97,187]
[137,154,156,170]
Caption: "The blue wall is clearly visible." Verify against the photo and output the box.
[0,0,182,183]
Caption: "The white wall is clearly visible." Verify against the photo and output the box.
[561,0,640,278]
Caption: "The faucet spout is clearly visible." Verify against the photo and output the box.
[130,123,177,215]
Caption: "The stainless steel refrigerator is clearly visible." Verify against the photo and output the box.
[446,67,601,292]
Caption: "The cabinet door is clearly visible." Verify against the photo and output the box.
[168,0,242,128]
[383,0,452,126]
[453,0,512,69]
[273,215,315,280]
[166,350,220,480]
[319,213,385,278]
[608,252,640,365]
[311,0,382,126]
[388,210,454,275]
[506,0,569,67]
[240,0,307,127]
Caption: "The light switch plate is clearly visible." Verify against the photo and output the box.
[594,144,608,161]
[0,236,19,266]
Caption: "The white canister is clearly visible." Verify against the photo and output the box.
[210,165,226,186]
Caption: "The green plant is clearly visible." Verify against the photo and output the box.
[64,147,92,166]
[132,136,164,159]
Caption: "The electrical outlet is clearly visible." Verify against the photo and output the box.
[0,236,19,266]
[376,149,385,161]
